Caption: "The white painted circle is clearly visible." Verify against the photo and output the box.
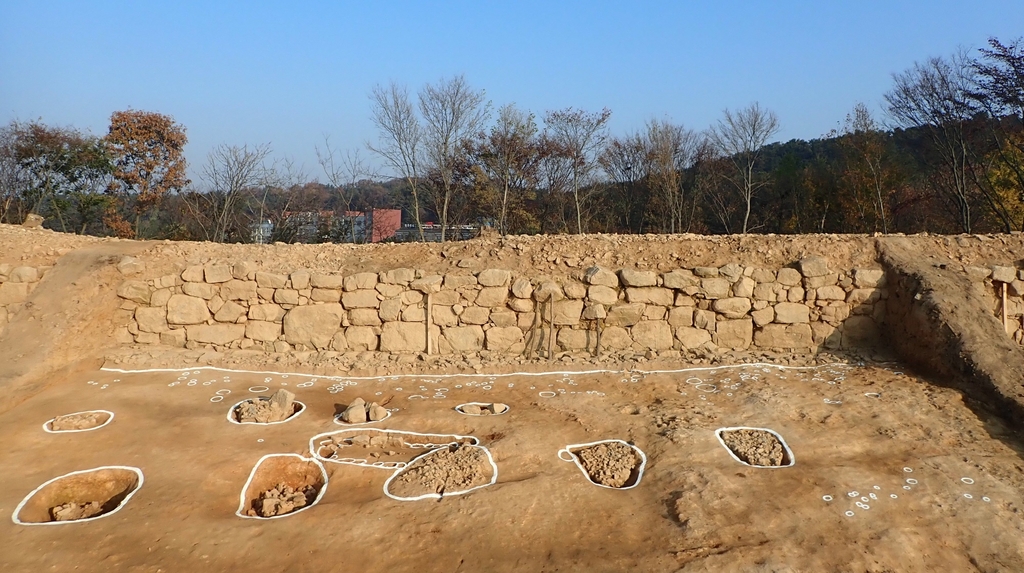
[539,391,556,398]
[210,396,224,403]
[216,389,232,396]
[864,392,881,398]
[982,497,991,502]
[903,467,913,473]
[822,495,833,502]
[903,485,911,490]
[248,386,269,393]
[906,478,918,485]
[964,493,973,499]
[890,494,898,499]
[845,511,855,517]
[961,477,974,485]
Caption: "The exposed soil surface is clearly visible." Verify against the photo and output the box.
[574,442,641,488]
[387,444,493,498]
[719,429,787,467]
[15,467,140,524]
[49,411,109,431]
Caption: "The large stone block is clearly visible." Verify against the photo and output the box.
[290,270,311,290]
[816,286,846,301]
[847,288,881,306]
[662,269,699,289]
[380,321,426,352]
[619,268,657,287]
[841,316,880,348]
[166,294,211,325]
[346,326,378,351]
[255,272,287,289]
[588,285,618,305]
[232,261,257,280]
[563,282,587,299]
[604,303,645,327]
[283,303,343,350]
[485,326,524,352]
[431,305,457,327]
[552,299,584,325]
[675,326,712,349]
[180,265,205,282]
[8,266,38,282]
[348,308,382,326]
[214,300,246,323]
[381,268,416,285]
[716,318,753,349]
[853,269,885,288]
[584,266,619,287]
[248,304,285,322]
[308,273,343,289]
[631,321,673,350]
[477,269,512,287]
[474,286,509,307]
[204,265,233,283]
[343,272,377,291]
[182,282,218,299]
[754,323,813,348]
[557,328,592,351]
[117,280,151,304]
[342,289,380,309]
[667,306,694,327]
[732,276,756,298]
[245,320,282,342]
[776,268,802,286]
[712,297,751,319]
[135,307,168,333]
[410,275,443,293]
[378,298,402,322]
[511,277,534,299]
[774,302,810,324]
[751,306,774,327]
[445,325,485,351]
[460,306,490,325]
[311,288,341,303]
[701,278,731,299]
[600,326,632,350]
[992,266,1017,284]
[186,323,245,345]
[798,257,830,277]
[625,287,674,306]
[221,280,257,301]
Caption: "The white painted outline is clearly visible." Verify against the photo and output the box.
[42,410,115,434]
[557,439,647,490]
[235,454,328,520]
[309,428,480,470]
[333,409,392,426]
[12,466,144,526]
[538,391,556,398]
[714,427,796,468]
[454,402,509,416]
[226,399,306,425]
[382,444,498,502]
[100,361,829,382]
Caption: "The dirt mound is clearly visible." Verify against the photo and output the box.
[387,444,492,498]
[574,442,642,488]
[50,501,103,521]
[247,483,317,518]
[234,389,298,423]
[719,429,787,466]
[49,411,110,431]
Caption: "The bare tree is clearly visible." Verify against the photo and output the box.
[181,143,271,242]
[317,135,368,242]
[599,131,648,233]
[840,103,895,233]
[544,107,612,234]
[419,75,490,242]
[885,52,983,232]
[469,103,541,235]
[710,102,780,233]
[645,118,702,233]
[368,82,424,240]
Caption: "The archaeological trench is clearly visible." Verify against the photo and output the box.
[2,223,1024,572]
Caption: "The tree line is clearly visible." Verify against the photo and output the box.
[1,37,1022,241]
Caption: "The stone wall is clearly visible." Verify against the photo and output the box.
[963,264,1024,346]
[113,255,887,359]
[0,264,45,337]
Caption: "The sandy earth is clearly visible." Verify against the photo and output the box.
[2,362,1023,572]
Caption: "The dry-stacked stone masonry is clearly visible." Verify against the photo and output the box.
[112,256,890,357]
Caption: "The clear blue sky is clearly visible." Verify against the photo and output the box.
[2,1,1022,183]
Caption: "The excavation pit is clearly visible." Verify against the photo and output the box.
[13,466,144,525]
[455,402,509,416]
[383,443,498,501]
[43,410,114,433]
[559,440,647,489]
[237,454,327,520]
[715,427,795,468]
[310,429,480,470]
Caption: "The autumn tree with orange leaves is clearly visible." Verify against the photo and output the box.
[104,110,188,238]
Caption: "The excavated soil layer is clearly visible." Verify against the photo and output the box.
[573,442,643,488]
[48,411,111,432]
[15,467,141,524]
[719,429,789,467]
[386,444,493,499]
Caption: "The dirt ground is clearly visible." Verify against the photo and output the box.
[2,361,1023,572]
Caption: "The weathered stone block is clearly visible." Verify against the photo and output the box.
[135,307,168,333]
[342,289,380,309]
[290,270,311,290]
[348,308,382,326]
[255,272,287,288]
[662,269,699,289]
[249,303,285,322]
[378,298,402,322]
[511,277,533,299]
[619,268,657,287]
[117,280,151,304]
[8,266,38,282]
[992,266,1017,283]
[167,294,210,325]
[754,323,813,348]
[668,306,694,327]
[712,297,751,319]
[474,286,509,307]
[379,321,426,352]
[853,269,885,288]
[180,266,205,282]
[774,302,810,324]
[159,329,186,347]
[204,265,232,283]
[485,326,524,352]
[186,323,245,345]
[701,277,730,299]
[676,326,712,349]
[343,272,377,291]
[751,306,774,327]
[557,328,592,351]
[311,288,341,303]
[459,306,490,325]
[445,325,485,351]
[477,269,511,287]
[283,303,343,349]
[410,275,443,293]
[626,287,674,306]
[601,326,632,350]
[732,276,756,298]
[214,300,246,323]
[716,318,752,349]
[221,280,257,301]
[816,286,846,301]
[584,266,618,287]
[346,326,378,351]
[631,321,673,350]
[245,320,282,342]
[552,299,584,325]
[563,282,587,299]
[776,268,802,286]
[798,256,829,277]
[588,285,618,305]
[381,268,415,285]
